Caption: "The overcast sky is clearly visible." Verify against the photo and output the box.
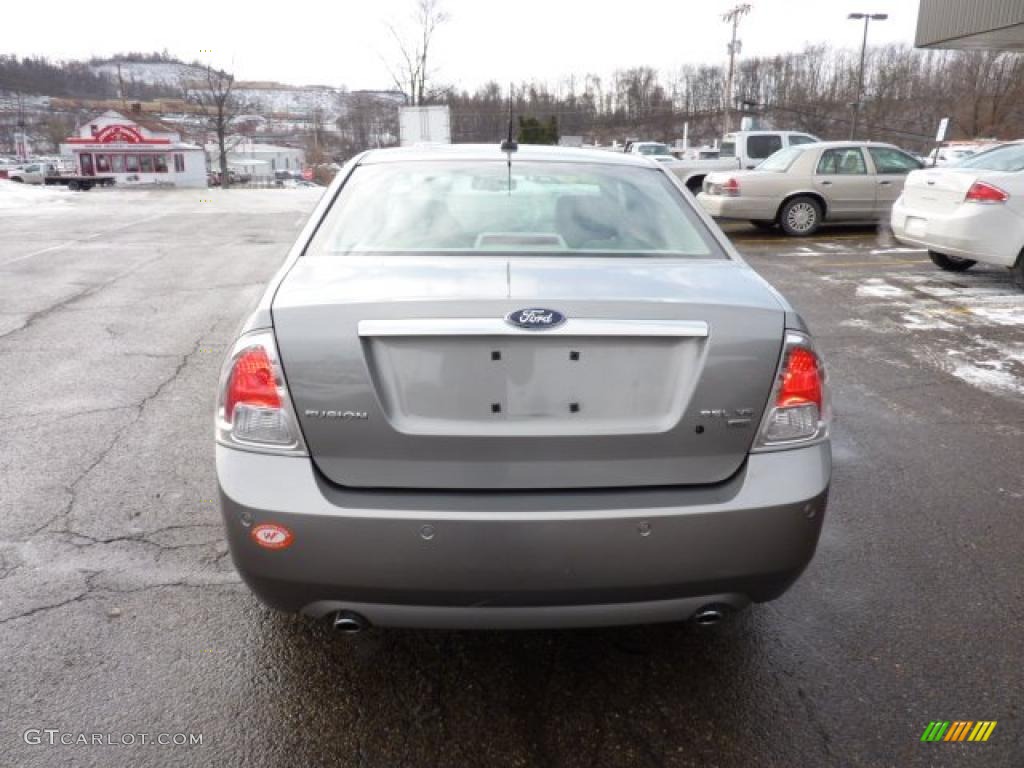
[7,0,921,91]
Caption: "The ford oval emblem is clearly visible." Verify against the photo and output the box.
[505,308,566,330]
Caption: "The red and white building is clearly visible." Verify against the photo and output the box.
[60,111,207,188]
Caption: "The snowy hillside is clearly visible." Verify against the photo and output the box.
[233,85,344,117]
[87,61,346,117]
[89,60,204,87]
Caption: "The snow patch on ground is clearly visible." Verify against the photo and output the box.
[949,359,1024,396]
[936,339,1024,397]
[902,312,957,330]
[968,306,1024,327]
[0,182,72,210]
[909,285,959,298]
[869,247,925,255]
[839,318,876,330]
[857,279,907,298]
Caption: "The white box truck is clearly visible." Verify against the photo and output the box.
[399,106,452,146]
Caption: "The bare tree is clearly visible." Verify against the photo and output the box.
[338,92,400,152]
[386,0,449,105]
[182,65,244,187]
[41,113,77,152]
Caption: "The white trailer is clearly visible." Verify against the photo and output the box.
[399,106,452,146]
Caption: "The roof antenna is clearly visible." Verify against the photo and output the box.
[500,83,517,152]
[501,83,516,195]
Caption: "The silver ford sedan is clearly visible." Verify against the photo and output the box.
[216,144,831,631]
[698,141,923,236]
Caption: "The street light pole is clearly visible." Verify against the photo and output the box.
[848,12,888,140]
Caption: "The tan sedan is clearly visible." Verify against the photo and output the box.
[697,141,923,236]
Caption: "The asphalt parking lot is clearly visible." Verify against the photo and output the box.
[1,188,1022,767]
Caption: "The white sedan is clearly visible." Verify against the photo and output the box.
[892,141,1024,289]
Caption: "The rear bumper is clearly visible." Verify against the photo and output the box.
[697,193,779,221]
[217,442,830,629]
[891,197,1023,267]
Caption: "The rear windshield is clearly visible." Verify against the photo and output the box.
[956,144,1024,172]
[306,161,721,258]
[757,147,804,172]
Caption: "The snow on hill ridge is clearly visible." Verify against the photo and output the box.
[87,60,347,116]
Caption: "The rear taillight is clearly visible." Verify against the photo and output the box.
[721,177,741,197]
[753,333,829,449]
[216,331,306,454]
[225,347,281,420]
[964,181,1008,204]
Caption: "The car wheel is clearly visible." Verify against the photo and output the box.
[68,180,80,191]
[928,250,976,272]
[750,220,776,231]
[12,177,23,183]
[779,197,822,236]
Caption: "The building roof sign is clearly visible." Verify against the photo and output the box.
[67,124,172,145]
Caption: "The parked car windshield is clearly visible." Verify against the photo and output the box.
[757,147,804,172]
[637,144,671,156]
[307,161,721,258]
[956,143,1024,172]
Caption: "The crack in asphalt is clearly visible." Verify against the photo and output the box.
[3,319,233,626]
[0,550,20,580]
[0,579,242,626]
[22,325,219,541]
[63,523,223,552]
[0,255,161,341]
[0,589,93,626]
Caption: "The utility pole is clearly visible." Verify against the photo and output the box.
[15,91,28,161]
[117,62,128,112]
[722,3,751,136]
[848,12,888,140]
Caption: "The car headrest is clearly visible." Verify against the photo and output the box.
[555,195,620,248]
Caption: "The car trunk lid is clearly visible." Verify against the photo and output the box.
[272,256,785,490]
[902,168,980,213]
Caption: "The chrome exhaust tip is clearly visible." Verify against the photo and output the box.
[693,605,728,626]
[332,610,368,634]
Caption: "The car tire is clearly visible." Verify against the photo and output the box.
[750,220,776,231]
[1012,250,1024,290]
[928,250,976,272]
[12,177,23,183]
[779,197,822,236]
[68,180,80,191]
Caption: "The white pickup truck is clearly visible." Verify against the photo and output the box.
[6,162,59,184]
[668,130,819,193]
[7,162,115,190]
[624,141,676,163]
